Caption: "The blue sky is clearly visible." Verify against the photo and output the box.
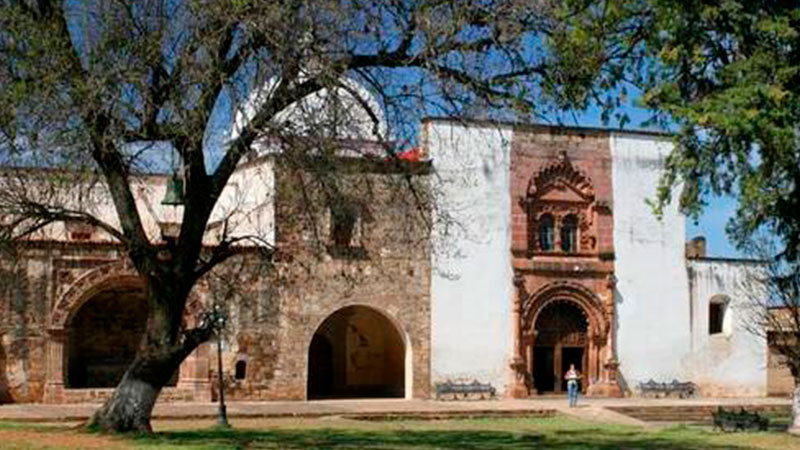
[684,194,740,258]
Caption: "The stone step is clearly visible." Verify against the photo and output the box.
[558,405,655,428]
[346,409,555,422]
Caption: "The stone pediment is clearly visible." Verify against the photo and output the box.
[537,182,590,204]
[527,150,594,203]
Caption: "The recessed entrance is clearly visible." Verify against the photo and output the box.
[66,286,177,388]
[532,300,588,394]
[307,305,405,399]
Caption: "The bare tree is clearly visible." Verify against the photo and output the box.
[739,242,800,433]
[0,0,639,432]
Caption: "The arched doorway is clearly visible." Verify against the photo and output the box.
[532,300,589,394]
[307,305,405,399]
[66,285,177,388]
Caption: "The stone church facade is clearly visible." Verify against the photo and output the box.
[0,154,432,404]
[427,118,780,398]
[0,117,786,404]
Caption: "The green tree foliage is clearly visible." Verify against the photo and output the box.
[641,1,800,262]
[552,1,800,262]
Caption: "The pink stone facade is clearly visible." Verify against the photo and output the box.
[508,126,621,397]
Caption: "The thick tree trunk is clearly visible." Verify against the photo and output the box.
[87,369,163,432]
[87,351,183,433]
[790,383,800,435]
[87,278,198,433]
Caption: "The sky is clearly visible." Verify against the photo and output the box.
[684,195,739,258]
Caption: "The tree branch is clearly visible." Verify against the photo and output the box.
[3,201,127,244]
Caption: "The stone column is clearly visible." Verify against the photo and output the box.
[525,335,534,376]
[587,332,599,386]
[587,274,623,397]
[43,328,67,404]
[604,274,617,364]
[509,274,529,398]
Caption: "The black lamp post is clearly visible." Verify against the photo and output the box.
[212,304,229,428]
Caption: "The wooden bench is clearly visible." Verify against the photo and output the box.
[434,380,496,400]
[712,407,769,432]
[638,379,697,398]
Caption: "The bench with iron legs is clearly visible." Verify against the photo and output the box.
[434,380,496,400]
[638,379,697,398]
[712,407,769,432]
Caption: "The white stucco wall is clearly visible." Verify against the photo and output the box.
[6,157,277,247]
[611,133,693,389]
[684,259,767,396]
[426,120,514,393]
[210,158,276,246]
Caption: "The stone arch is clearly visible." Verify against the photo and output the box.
[522,282,608,337]
[66,281,151,388]
[50,262,142,331]
[520,282,609,395]
[50,261,206,330]
[44,261,211,402]
[306,304,409,400]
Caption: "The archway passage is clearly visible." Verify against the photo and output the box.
[66,285,177,388]
[532,300,588,394]
[307,306,405,399]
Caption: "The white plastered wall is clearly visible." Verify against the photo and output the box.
[426,121,513,393]
[11,158,276,247]
[684,259,766,396]
[208,158,276,246]
[611,133,692,389]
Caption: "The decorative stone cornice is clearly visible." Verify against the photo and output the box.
[526,150,595,202]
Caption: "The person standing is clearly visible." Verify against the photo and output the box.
[564,364,581,407]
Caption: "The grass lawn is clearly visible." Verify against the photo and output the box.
[0,415,798,449]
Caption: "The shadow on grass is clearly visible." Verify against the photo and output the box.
[133,426,763,450]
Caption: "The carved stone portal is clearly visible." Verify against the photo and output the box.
[510,280,621,398]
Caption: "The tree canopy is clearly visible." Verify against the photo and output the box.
[639,1,800,262]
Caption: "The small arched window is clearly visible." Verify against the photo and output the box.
[709,295,730,336]
[235,360,247,380]
[539,214,555,251]
[561,215,578,253]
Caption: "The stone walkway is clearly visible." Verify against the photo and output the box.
[0,396,790,424]
[558,404,655,428]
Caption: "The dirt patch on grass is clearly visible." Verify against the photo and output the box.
[0,425,129,449]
